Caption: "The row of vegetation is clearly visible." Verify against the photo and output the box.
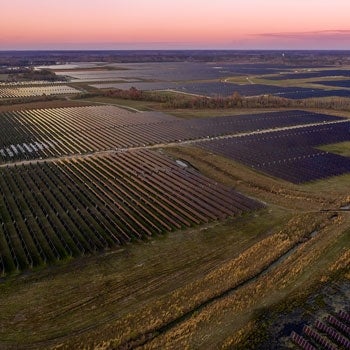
[2,51,350,66]
[5,68,67,82]
[0,67,67,83]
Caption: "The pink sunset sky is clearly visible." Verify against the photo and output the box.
[1,0,350,50]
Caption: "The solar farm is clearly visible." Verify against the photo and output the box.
[0,106,345,163]
[268,69,350,80]
[1,60,346,101]
[89,76,350,99]
[0,53,349,350]
[316,79,350,88]
[0,149,261,274]
[198,120,350,183]
[1,105,349,276]
[1,106,349,274]
[0,85,80,98]
[290,310,350,350]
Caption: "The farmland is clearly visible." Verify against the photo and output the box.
[0,52,349,350]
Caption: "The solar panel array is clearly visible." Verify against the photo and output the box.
[0,149,262,274]
[290,310,350,350]
[0,85,80,99]
[198,121,350,183]
[0,107,343,162]
[268,70,350,80]
[315,80,350,88]
[56,62,289,83]
[91,81,350,99]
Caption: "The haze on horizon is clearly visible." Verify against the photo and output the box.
[1,0,350,50]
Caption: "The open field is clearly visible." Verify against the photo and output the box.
[0,207,291,348]
[318,141,350,157]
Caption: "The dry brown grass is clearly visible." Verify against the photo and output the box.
[52,213,335,349]
[141,214,349,349]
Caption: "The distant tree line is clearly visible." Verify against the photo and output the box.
[1,50,350,66]
[6,68,67,82]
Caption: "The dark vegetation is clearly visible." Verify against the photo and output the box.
[1,50,350,66]
[7,68,67,82]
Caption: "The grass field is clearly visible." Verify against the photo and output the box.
[225,75,350,90]
[318,141,350,157]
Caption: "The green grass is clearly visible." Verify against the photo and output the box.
[303,172,350,195]
[318,141,350,157]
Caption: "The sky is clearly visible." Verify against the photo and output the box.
[1,0,350,50]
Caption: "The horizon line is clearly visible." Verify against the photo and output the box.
[1,48,350,52]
